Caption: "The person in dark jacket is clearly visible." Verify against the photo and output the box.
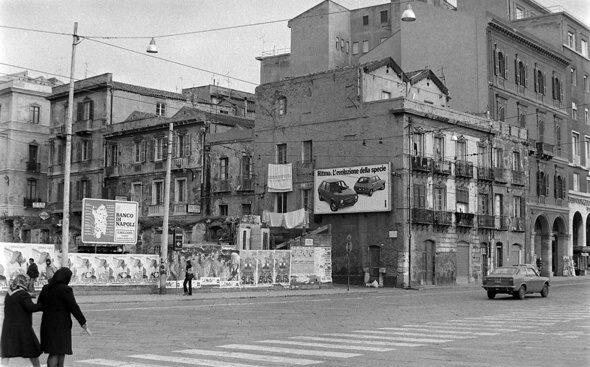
[37,267,90,367]
[26,258,39,295]
[183,259,194,296]
[0,274,42,366]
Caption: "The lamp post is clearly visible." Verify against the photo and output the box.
[159,121,173,294]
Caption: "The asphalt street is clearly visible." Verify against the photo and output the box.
[1,277,589,367]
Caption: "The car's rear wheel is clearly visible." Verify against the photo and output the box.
[329,201,338,212]
[513,286,526,300]
[487,290,496,299]
[368,189,373,197]
[540,283,549,297]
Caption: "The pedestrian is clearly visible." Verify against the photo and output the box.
[183,260,194,296]
[37,267,91,367]
[26,258,39,296]
[45,258,57,281]
[0,274,42,366]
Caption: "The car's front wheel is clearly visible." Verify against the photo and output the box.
[329,201,338,212]
[513,285,526,300]
[540,283,549,297]
[368,189,374,197]
[487,290,496,299]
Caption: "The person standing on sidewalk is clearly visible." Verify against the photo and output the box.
[26,258,39,296]
[45,259,57,281]
[37,267,91,367]
[0,274,43,366]
[183,260,194,296]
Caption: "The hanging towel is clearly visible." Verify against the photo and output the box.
[267,163,293,192]
[283,208,308,229]
[262,210,285,227]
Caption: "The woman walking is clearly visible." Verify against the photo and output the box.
[183,260,194,296]
[37,267,90,367]
[0,274,42,366]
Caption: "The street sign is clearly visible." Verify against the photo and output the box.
[39,211,50,220]
[81,198,139,245]
[346,242,352,253]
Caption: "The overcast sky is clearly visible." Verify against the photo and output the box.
[1,0,588,94]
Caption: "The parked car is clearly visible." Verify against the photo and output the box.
[353,175,386,196]
[482,264,549,300]
[318,179,358,212]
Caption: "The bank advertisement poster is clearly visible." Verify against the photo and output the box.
[314,163,391,214]
[81,198,139,245]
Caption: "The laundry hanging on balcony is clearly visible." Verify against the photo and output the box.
[267,163,293,192]
[262,209,309,229]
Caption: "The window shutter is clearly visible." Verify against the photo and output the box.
[87,180,92,198]
[140,140,146,162]
[163,138,168,160]
[543,72,547,95]
[148,139,154,161]
[87,141,93,160]
[504,54,509,79]
[172,135,178,158]
[562,178,566,198]
[534,67,538,92]
[89,101,94,120]
[76,102,83,121]
[551,75,556,99]
[76,141,81,162]
[494,47,499,76]
[185,134,192,157]
[514,57,519,84]
[559,79,564,102]
[525,64,529,87]
[554,176,557,197]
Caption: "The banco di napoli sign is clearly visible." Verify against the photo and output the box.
[81,198,139,245]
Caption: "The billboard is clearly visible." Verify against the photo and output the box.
[81,198,139,245]
[314,163,391,214]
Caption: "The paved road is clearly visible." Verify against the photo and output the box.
[2,278,589,366]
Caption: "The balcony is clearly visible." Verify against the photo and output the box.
[214,179,231,192]
[53,125,66,139]
[238,177,254,191]
[511,217,525,232]
[412,156,431,172]
[455,212,474,227]
[496,216,510,231]
[104,165,119,177]
[295,160,315,177]
[433,211,452,226]
[512,170,525,186]
[493,167,506,183]
[536,142,554,160]
[412,208,433,225]
[432,160,451,175]
[73,120,92,135]
[477,214,496,229]
[172,203,187,215]
[148,204,164,216]
[23,198,42,208]
[477,167,494,181]
[455,161,473,179]
[26,161,40,173]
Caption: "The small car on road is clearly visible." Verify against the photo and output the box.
[318,179,358,212]
[482,264,549,300]
[353,175,386,196]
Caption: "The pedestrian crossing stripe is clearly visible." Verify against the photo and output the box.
[291,335,425,347]
[219,344,362,358]
[173,349,321,365]
[320,332,454,343]
[256,339,395,352]
[351,329,473,339]
[79,359,168,367]
[405,323,517,332]
[379,327,499,336]
[131,354,270,367]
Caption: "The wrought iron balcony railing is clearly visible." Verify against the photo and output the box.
[432,160,451,175]
[477,214,496,229]
[433,211,453,226]
[511,170,525,186]
[477,167,494,181]
[455,161,473,179]
[412,156,431,172]
[455,212,474,227]
[412,208,433,224]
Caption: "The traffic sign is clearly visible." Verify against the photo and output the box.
[346,242,352,253]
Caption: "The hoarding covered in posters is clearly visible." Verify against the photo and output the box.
[0,243,56,288]
[81,198,139,245]
[170,244,241,289]
[239,250,292,287]
[314,163,391,214]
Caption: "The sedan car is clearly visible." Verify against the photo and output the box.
[353,175,386,196]
[318,179,358,212]
[482,264,549,300]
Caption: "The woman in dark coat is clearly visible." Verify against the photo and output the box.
[37,267,90,367]
[1,274,42,366]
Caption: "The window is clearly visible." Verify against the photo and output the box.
[496,96,506,121]
[77,179,90,200]
[219,204,228,216]
[478,193,489,214]
[573,173,580,191]
[106,144,118,166]
[277,96,287,116]
[57,181,64,202]
[152,180,163,205]
[568,31,575,48]
[380,10,388,24]
[154,137,165,161]
[77,139,91,161]
[174,134,190,157]
[276,192,287,213]
[573,132,580,158]
[411,133,424,156]
[301,188,311,210]
[362,15,369,26]
[302,140,312,163]
[513,196,523,217]
[57,143,64,165]
[573,102,578,120]
[494,194,503,216]
[434,136,444,160]
[362,40,369,53]
[493,148,503,168]
[28,144,38,165]
[534,65,545,94]
[433,186,446,211]
[175,178,186,203]
[241,204,251,216]
[555,119,561,149]
[584,74,589,92]
[555,175,565,199]
[497,51,506,78]
[512,151,521,171]
[133,140,145,163]
[340,38,345,51]
[335,36,339,50]
[456,140,467,161]
[220,157,228,181]
[413,184,426,208]
[552,73,562,101]
[29,105,40,124]
[571,67,577,86]
[515,57,526,87]
[517,104,527,128]
[585,138,590,166]
[537,113,545,141]
[76,99,94,121]
[277,143,287,164]
[131,183,142,203]
[537,171,548,196]
[515,6,524,19]
[478,145,489,168]
[241,154,253,180]
[381,91,391,99]
[156,102,166,117]
[586,108,589,125]
[27,179,37,200]
[582,39,588,57]
[496,244,503,268]
[456,188,469,212]
[352,42,359,55]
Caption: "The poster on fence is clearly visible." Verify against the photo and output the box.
[314,247,332,283]
[0,242,57,288]
[240,250,292,287]
[170,244,240,288]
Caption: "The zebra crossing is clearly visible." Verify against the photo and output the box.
[78,307,590,367]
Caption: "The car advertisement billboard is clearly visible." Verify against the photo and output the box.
[314,163,391,214]
[81,198,139,245]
